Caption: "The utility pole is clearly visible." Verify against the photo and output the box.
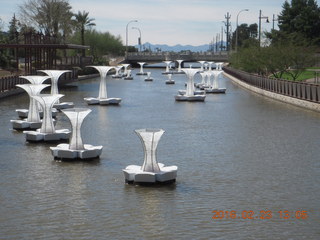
[224,12,231,51]
[258,10,269,47]
[221,26,223,51]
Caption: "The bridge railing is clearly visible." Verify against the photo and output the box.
[224,66,320,103]
[127,51,229,62]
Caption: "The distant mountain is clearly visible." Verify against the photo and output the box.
[135,42,226,52]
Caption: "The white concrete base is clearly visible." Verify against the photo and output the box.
[50,143,103,160]
[112,75,122,78]
[11,120,42,130]
[205,88,226,94]
[165,80,175,84]
[10,118,56,130]
[178,90,205,95]
[84,97,122,105]
[162,71,174,75]
[16,108,58,119]
[53,102,74,110]
[123,163,178,184]
[24,129,70,142]
[198,84,210,90]
[175,95,206,102]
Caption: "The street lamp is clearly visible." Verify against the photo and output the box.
[272,14,278,30]
[235,9,249,52]
[126,20,138,60]
[258,10,269,46]
[132,27,142,52]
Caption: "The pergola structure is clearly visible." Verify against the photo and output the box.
[0,32,89,75]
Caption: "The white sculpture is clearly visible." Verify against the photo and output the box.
[207,61,214,71]
[84,66,122,105]
[199,71,212,90]
[176,60,184,73]
[175,68,206,101]
[198,61,206,72]
[144,72,153,81]
[112,65,123,78]
[38,70,74,110]
[15,75,58,119]
[11,84,50,130]
[123,128,178,184]
[136,62,147,75]
[204,70,226,93]
[50,108,103,160]
[122,63,131,76]
[162,61,172,74]
[165,74,175,84]
[216,62,224,70]
[195,72,207,88]
[124,69,133,80]
[24,94,70,142]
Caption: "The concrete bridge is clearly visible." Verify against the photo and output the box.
[126,51,229,66]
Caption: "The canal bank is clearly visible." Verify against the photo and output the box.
[223,68,320,113]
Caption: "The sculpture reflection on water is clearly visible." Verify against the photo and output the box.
[123,128,178,184]
[50,108,103,160]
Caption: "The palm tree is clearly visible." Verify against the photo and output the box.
[74,11,96,56]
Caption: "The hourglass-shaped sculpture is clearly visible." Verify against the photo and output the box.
[175,60,184,74]
[176,68,206,101]
[122,63,131,76]
[199,71,212,90]
[162,61,172,74]
[207,61,214,71]
[84,66,121,105]
[216,62,223,70]
[24,94,70,142]
[38,70,74,110]
[165,74,175,84]
[198,61,206,72]
[123,128,178,184]
[136,62,147,75]
[50,108,103,159]
[124,69,133,80]
[144,72,153,81]
[204,70,226,93]
[11,84,50,130]
[112,65,123,78]
[15,75,58,119]
[195,72,207,88]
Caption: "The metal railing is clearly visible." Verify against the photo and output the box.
[224,66,320,103]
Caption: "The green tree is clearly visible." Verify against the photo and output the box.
[74,11,96,56]
[271,0,320,45]
[18,0,74,40]
[230,43,316,80]
[231,23,259,50]
[69,29,124,62]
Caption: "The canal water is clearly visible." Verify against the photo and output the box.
[0,68,319,239]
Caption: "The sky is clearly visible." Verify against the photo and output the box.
[0,0,319,46]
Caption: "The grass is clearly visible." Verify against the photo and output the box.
[273,68,320,82]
